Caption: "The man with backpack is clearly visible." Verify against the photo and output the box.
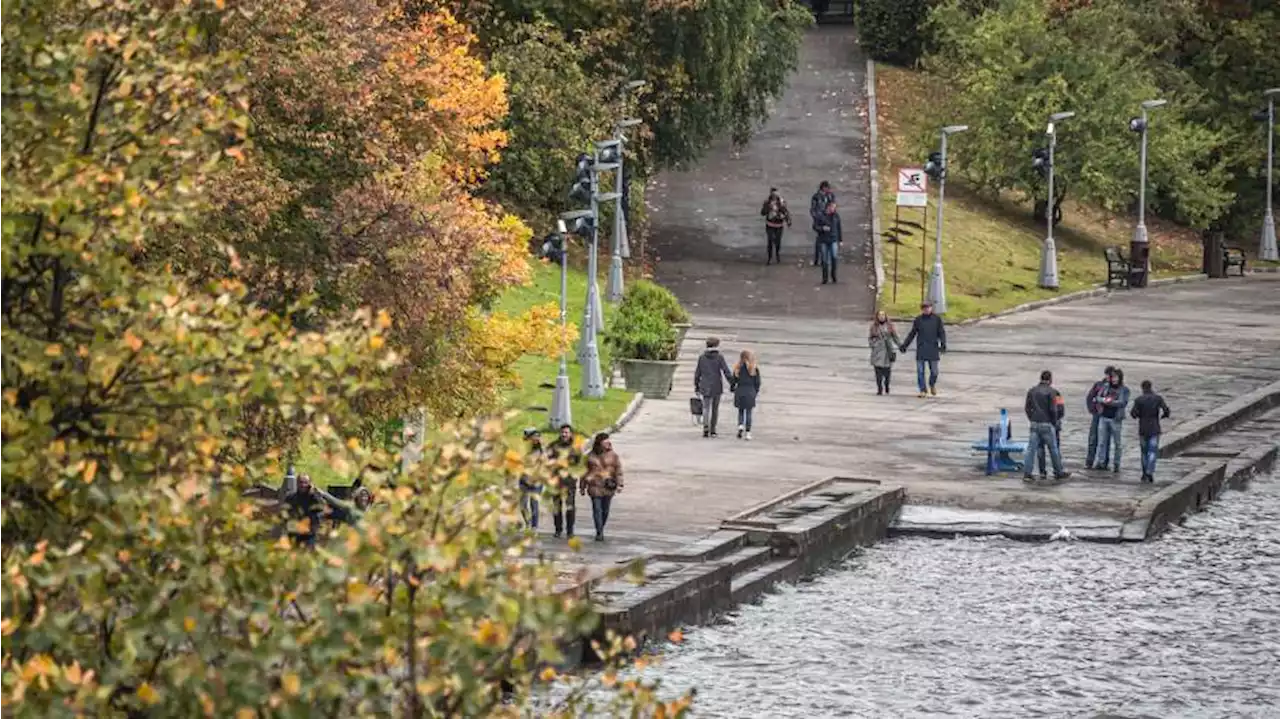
[760,188,792,265]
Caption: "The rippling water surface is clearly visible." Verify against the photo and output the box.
[645,473,1280,718]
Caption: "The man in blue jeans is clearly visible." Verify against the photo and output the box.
[1023,370,1071,483]
[1129,380,1172,483]
[899,300,947,398]
[1084,366,1116,468]
[1093,368,1130,472]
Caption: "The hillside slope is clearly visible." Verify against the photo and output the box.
[874,65,1203,319]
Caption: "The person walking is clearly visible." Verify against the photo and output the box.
[1093,368,1130,472]
[1130,380,1172,483]
[810,181,835,265]
[517,428,544,530]
[868,310,900,395]
[546,424,582,538]
[1085,366,1117,468]
[582,433,623,541]
[731,349,762,440]
[898,301,947,398]
[694,337,733,438]
[1023,370,1071,483]
[814,200,843,284]
[760,188,792,265]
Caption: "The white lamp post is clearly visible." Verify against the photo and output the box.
[926,124,969,314]
[1129,99,1167,285]
[1260,88,1279,262]
[1038,110,1075,289]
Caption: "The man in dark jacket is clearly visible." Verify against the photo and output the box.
[814,200,843,284]
[546,424,582,538]
[899,301,947,397]
[1024,370,1070,482]
[1129,380,1172,483]
[286,474,327,547]
[809,181,835,265]
[694,337,733,437]
[1084,366,1116,468]
[760,188,792,265]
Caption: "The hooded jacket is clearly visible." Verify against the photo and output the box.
[900,313,947,361]
[694,349,733,396]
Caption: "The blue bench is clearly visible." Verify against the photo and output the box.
[972,410,1026,474]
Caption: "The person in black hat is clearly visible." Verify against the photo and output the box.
[899,300,947,397]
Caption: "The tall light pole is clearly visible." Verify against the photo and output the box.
[607,117,643,302]
[545,218,578,427]
[926,124,968,314]
[1037,111,1075,289]
[1260,88,1279,262]
[1129,98,1166,286]
[617,80,646,262]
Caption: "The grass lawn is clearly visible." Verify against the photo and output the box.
[295,260,636,484]
[874,64,1203,320]
[492,260,635,442]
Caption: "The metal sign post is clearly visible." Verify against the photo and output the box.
[894,168,930,308]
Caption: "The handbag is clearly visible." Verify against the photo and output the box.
[689,395,704,425]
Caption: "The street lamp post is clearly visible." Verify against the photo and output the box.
[1038,110,1075,289]
[1260,88,1279,262]
[545,218,577,427]
[1129,99,1166,286]
[607,117,643,302]
[926,124,968,314]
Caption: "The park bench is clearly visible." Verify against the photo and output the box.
[1103,246,1130,289]
[969,409,1026,474]
[1223,246,1247,276]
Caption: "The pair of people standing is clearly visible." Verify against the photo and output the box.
[694,338,762,440]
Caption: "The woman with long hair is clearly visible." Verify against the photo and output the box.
[581,433,623,541]
[868,310,900,395]
[732,349,762,440]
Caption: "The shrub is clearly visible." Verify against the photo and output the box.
[605,283,688,361]
[854,0,934,65]
[621,280,691,325]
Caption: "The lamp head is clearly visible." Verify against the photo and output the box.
[942,124,970,135]
[1141,99,1168,109]
[617,118,642,129]
[625,80,648,91]
[1049,111,1075,122]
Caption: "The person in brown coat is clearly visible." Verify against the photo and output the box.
[581,432,624,541]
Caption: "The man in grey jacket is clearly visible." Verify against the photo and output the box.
[1024,370,1071,483]
[899,301,947,398]
[694,337,733,438]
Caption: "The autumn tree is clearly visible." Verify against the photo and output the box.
[180,1,567,426]
[2,0,684,715]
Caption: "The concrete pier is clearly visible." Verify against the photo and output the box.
[535,277,1280,641]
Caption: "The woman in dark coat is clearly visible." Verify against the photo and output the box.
[732,349,762,441]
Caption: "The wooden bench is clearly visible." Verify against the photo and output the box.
[1223,246,1247,277]
[1104,246,1131,289]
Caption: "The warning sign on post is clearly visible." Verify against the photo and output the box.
[896,168,928,207]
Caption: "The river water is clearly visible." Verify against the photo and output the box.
[645,473,1280,718]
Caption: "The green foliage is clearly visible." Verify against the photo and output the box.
[485,24,614,221]
[454,0,812,176]
[1,1,685,715]
[923,0,1234,228]
[854,0,935,65]
[604,282,687,361]
[619,280,691,326]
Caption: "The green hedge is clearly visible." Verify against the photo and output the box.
[855,0,933,65]
[604,281,687,361]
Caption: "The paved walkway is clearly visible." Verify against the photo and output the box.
[645,24,875,320]
[538,276,1280,570]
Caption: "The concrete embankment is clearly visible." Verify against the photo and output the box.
[586,480,902,649]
